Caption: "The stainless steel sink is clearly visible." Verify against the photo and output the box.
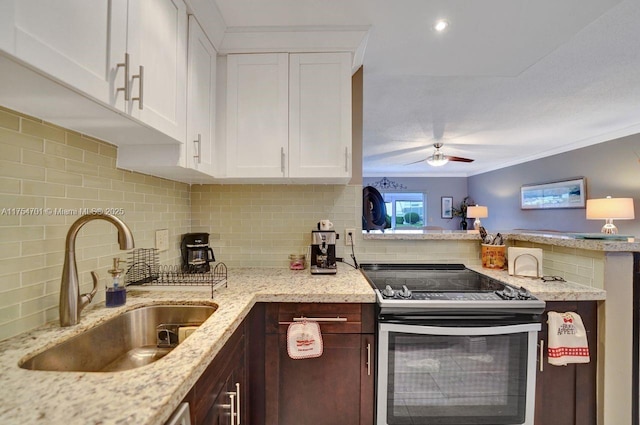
[19,304,217,372]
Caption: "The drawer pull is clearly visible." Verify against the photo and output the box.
[235,382,241,425]
[229,393,236,425]
[278,316,347,325]
[539,339,544,372]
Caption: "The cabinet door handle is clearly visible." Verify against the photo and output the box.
[344,147,349,172]
[539,339,544,372]
[229,393,236,425]
[278,316,347,325]
[235,382,241,425]
[280,147,286,174]
[132,65,144,110]
[116,53,130,100]
[366,342,371,376]
[194,134,202,164]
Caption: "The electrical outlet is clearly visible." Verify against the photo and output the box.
[155,229,169,252]
[345,228,355,246]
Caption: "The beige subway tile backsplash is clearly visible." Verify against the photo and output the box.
[0,107,190,341]
[21,118,66,143]
[0,108,19,131]
[65,131,100,153]
[191,184,481,269]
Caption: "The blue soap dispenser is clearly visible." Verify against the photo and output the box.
[106,257,126,307]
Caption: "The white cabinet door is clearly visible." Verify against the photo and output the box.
[226,53,289,178]
[127,0,187,142]
[186,16,217,175]
[2,0,128,110]
[289,52,352,179]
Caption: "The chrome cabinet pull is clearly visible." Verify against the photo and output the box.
[235,382,241,425]
[220,402,233,425]
[344,146,349,172]
[539,339,544,372]
[278,316,347,325]
[366,342,371,376]
[194,134,202,164]
[116,53,130,100]
[229,393,236,425]
[294,316,347,322]
[132,65,144,110]
[280,147,286,174]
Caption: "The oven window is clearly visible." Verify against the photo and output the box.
[386,331,528,424]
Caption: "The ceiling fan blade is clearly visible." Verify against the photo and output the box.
[446,155,474,163]
[405,158,427,165]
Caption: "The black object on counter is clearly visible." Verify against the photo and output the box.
[363,186,387,232]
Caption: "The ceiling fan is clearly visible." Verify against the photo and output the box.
[408,142,475,167]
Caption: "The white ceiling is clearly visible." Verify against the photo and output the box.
[212,0,640,177]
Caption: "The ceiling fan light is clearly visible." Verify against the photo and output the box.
[433,19,449,32]
[426,154,449,167]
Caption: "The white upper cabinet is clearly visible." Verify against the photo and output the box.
[186,15,217,176]
[0,0,187,144]
[126,0,187,142]
[289,53,352,180]
[226,53,290,178]
[116,15,217,183]
[0,0,128,110]
[225,52,352,183]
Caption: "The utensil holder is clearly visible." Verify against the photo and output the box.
[481,244,506,269]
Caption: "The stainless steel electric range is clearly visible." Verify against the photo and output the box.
[360,263,545,425]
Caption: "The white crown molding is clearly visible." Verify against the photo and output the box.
[218,25,370,72]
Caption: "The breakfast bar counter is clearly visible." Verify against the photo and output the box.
[363,229,640,252]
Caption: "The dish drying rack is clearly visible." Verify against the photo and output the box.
[124,248,227,298]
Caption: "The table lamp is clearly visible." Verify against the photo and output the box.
[467,205,488,231]
[586,196,635,234]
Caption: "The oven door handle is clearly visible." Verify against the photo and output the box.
[379,322,541,336]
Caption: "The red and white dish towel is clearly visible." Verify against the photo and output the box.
[287,320,323,359]
[547,311,590,366]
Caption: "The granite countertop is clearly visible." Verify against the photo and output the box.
[363,229,640,252]
[0,264,375,425]
[0,263,603,425]
[467,265,606,301]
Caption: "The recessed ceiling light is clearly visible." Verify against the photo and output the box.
[434,19,449,32]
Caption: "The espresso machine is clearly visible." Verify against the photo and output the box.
[310,230,337,274]
[181,233,215,273]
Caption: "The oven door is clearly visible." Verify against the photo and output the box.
[377,322,540,425]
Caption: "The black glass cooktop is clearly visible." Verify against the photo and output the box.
[360,263,504,292]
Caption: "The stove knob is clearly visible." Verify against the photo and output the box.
[397,285,412,299]
[382,285,395,298]
[496,287,516,300]
[517,287,532,300]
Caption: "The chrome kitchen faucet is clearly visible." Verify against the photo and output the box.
[59,214,135,327]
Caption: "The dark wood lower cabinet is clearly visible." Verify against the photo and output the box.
[183,303,375,425]
[184,312,248,425]
[261,303,375,425]
[535,301,598,425]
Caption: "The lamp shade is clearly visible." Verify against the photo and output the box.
[466,205,488,219]
[586,197,635,220]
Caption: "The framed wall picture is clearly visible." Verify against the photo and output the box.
[441,196,453,218]
[520,177,586,210]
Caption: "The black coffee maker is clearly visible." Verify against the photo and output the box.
[181,233,215,273]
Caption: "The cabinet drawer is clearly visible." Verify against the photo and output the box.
[265,303,374,334]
